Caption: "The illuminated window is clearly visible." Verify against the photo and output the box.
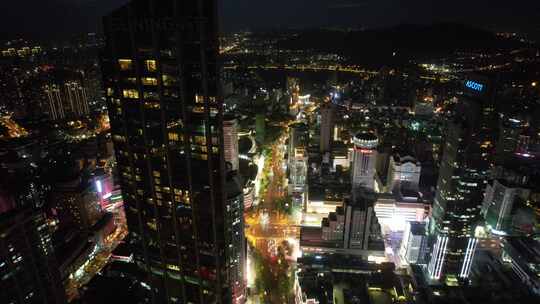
[118,59,133,70]
[145,60,157,72]
[192,106,205,113]
[142,77,158,86]
[168,132,179,141]
[193,136,206,145]
[106,87,114,96]
[144,91,159,99]
[162,74,178,87]
[147,220,157,231]
[144,102,160,109]
[113,135,125,142]
[167,264,180,271]
[123,89,139,99]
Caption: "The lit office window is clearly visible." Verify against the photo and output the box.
[192,106,205,113]
[118,59,133,71]
[145,60,157,72]
[144,102,160,109]
[144,91,159,99]
[123,89,139,99]
[142,77,158,86]
[192,136,206,145]
[162,74,178,87]
[168,132,180,141]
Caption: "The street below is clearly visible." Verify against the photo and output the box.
[245,130,300,304]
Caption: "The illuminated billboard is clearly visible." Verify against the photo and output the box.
[465,80,484,92]
[463,74,491,101]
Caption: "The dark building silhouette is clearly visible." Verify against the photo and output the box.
[102,0,244,303]
[0,208,66,304]
[0,150,66,304]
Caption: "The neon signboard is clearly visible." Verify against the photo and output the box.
[465,80,484,92]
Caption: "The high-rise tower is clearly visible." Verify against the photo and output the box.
[351,132,378,190]
[102,0,243,302]
[223,117,239,172]
[320,103,335,153]
[288,123,308,196]
[428,76,497,282]
[44,81,90,121]
[0,208,66,304]
[0,151,66,304]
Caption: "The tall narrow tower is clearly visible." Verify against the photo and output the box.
[102,0,244,302]
[351,132,378,190]
[223,117,239,172]
[320,103,335,153]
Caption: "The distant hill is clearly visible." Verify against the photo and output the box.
[278,23,526,67]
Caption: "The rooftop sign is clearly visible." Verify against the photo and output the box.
[465,80,484,92]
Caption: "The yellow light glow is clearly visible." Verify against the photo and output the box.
[145,60,157,72]
[118,59,133,71]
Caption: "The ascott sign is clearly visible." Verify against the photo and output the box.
[463,75,491,101]
[465,80,484,92]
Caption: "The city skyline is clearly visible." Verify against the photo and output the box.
[1,0,540,40]
[1,1,539,304]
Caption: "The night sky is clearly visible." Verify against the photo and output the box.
[1,0,539,40]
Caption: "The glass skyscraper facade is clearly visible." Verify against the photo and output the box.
[428,76,497,281]
[102,0,243,302]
